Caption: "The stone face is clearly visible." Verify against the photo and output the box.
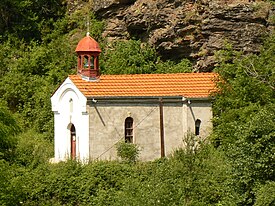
[93,0,274,71]
[93,0,134,17]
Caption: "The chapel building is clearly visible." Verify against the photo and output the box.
[51,34,217,162]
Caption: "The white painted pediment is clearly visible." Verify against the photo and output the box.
[51,77,87,114]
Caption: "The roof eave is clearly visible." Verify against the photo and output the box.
[185,96,215,101]
[85,95,212,104]
[87,95,183,99]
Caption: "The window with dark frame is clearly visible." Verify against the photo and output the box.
[125,117,133,143]
[195,119,201,136]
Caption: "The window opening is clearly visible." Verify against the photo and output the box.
[69,98,73,113]
[83,55,89,68]
[195,119,201,136]
[125,117,133,143]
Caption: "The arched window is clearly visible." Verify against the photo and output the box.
[195,119,201,136]
[125,117,133,143]
[70,124,76,159]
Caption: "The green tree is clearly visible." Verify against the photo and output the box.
[101,39,158,74]
[0,0,66,42]
[212,34,275,204]
[0,101,19,160]
[101,39,192,75]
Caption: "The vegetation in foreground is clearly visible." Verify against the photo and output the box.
[0,0,274,205]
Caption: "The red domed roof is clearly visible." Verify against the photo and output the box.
[75,35,101,53]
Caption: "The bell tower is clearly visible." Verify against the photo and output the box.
[75,33,101,80]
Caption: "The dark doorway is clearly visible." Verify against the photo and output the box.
[70,124,76,159]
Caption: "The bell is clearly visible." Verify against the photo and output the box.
[84,62,89,68]
[83,56,94,69]
[86,62,94,68]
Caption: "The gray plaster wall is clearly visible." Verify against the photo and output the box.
[186,101,213,138]
[87,100,212,161]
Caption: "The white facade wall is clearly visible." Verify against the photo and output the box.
[51,78,89,162]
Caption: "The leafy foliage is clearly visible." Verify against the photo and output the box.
[13,130,53,168]
[0,101,19,160]
[0,20,77,138]
[101,39,192,74]
[116,141,140,163]
[212,34,275,204]
[0,0,274,205]
[0,144,232,206]
[254,181,275,206]
[0,0,66,42]
[0,160,23,206]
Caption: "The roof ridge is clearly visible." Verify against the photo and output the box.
[101,72,214,76]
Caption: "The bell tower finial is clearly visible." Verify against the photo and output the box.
[86,17,90,37]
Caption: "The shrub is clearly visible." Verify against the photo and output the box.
[116,141,140,163]
[254,182,275,206]
[14,130,53,168]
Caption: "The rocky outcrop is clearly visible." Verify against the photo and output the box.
[93,0,274,71]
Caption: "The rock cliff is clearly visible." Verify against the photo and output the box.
[93,0,275,71]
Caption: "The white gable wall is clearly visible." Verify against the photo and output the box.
[51,78,89,162]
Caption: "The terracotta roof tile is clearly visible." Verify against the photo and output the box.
[75,35,101,52]
[69,73,217,98]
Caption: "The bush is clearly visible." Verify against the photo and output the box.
[101,39,192,75]
[0,100,20,161]
[14,130,53,168]
[116,141,140,163]
[0,160,22,205]
[254,182,275,206]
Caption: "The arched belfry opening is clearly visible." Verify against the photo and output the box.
[75,33,101,80]
[70,124,76,159]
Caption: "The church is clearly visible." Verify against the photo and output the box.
[51,34,217,162]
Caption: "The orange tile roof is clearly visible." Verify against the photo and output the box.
[75,35,101,53]
[69,73,217,98]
